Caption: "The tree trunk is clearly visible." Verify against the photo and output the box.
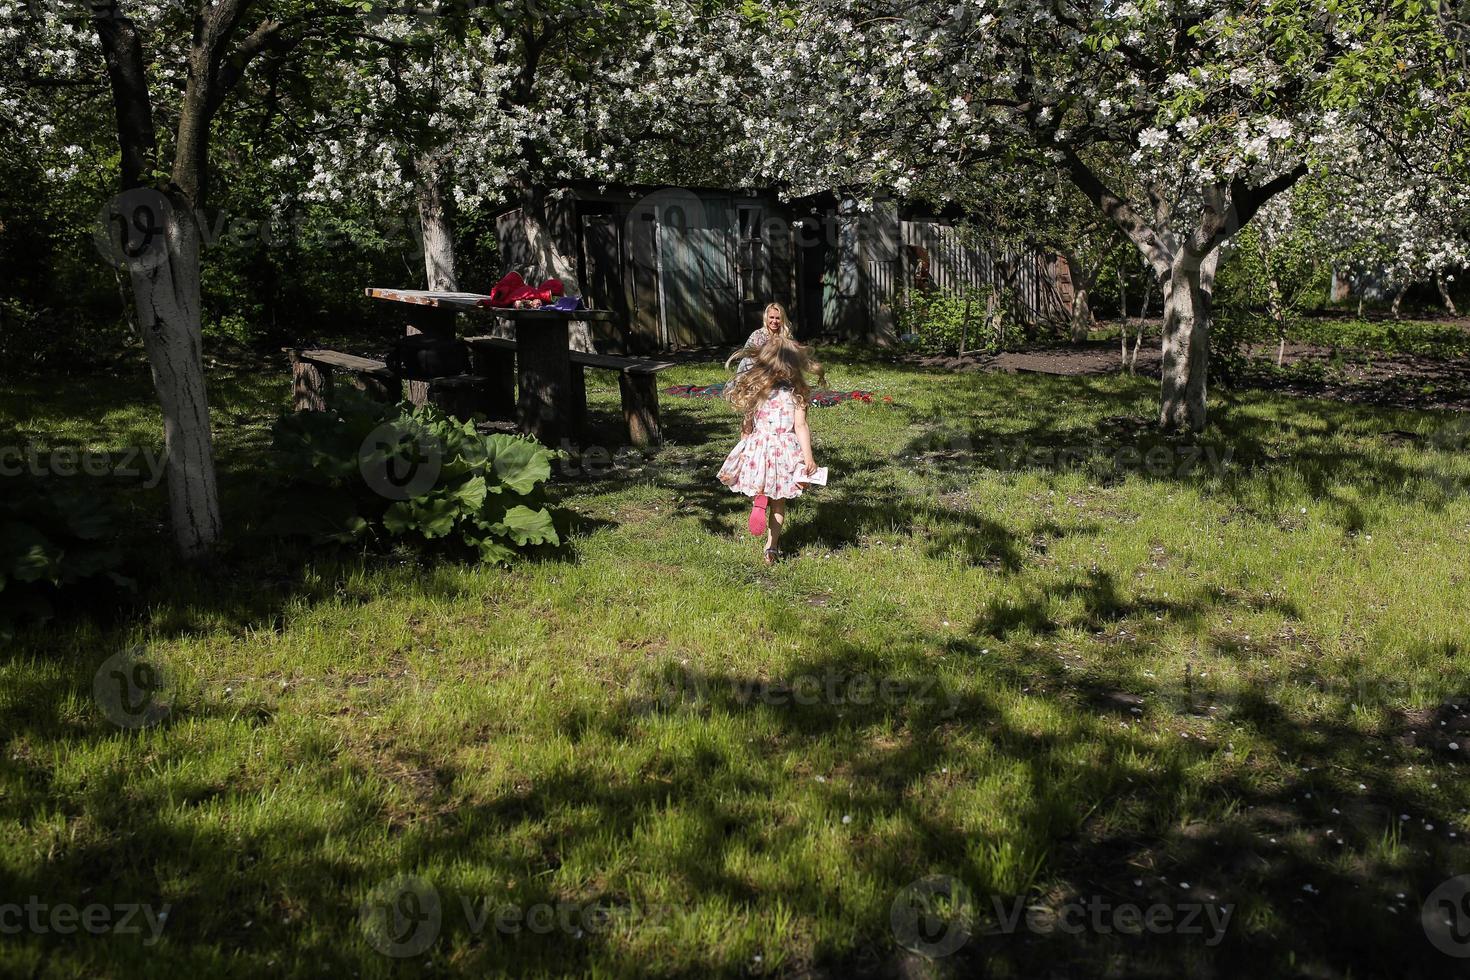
[1059,250,1094,343]
[119,194,222,557]
[1158,250,1218,432]
[1057,152,1304,435]
[1391,283,1407,319]
[1438,274,1459,316]
[415,155,458,292]
[1266,269,1287,367]
[518,184,592,351]
[92,1,222,557]
[1069,284,1093,343]
[1117,267,1128,321]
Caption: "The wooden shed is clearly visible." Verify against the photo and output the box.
[496,182,1069,353]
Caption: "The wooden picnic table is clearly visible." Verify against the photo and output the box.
[366,287,618,445]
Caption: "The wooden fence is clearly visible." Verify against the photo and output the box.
[896,220,1068,327]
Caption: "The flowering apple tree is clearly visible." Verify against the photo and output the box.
[298,0,749,297]
[750,0,1467,430]
[1,0,365,555]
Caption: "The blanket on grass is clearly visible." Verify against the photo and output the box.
[664,383,888,407]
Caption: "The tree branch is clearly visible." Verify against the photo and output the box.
[84,0,157,189]
[1058,145,1173,276]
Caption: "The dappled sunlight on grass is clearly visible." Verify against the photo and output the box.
[1,351,1467,976]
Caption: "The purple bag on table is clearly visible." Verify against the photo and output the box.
[546,295,584,312]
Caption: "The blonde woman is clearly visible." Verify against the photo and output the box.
[718,336,825,564]
[731,302,795,376]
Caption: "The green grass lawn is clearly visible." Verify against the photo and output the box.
[2,350,1469,978]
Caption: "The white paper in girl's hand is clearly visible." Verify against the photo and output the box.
[800,467,829,487]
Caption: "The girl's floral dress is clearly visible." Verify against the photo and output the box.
[718,385,808,499]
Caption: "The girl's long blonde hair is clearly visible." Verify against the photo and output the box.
[724,336,825,416]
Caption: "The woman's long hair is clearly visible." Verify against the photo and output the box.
[724,336,825,416]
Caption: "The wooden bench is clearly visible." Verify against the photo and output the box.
[286,347,499,418]
[465,337,675,446]
[567,350,677,447]
[285,348,396,412]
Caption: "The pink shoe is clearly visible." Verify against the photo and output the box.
[748,495,769,536]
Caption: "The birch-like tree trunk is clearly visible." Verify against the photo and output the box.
[1438,274,1459,315]
[1158,250,1219,432]
[1060,152,1301,431]
[89,0,302,555]
[1060,250,1095,343]
[124,199,222,556]
[414,154,458,292]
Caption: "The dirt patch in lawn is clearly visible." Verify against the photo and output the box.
[903,335,1470,412]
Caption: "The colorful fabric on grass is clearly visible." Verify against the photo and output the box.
[665,383,888,407]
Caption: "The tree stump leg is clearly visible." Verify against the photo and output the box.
[289,351,331,412]
[619,371,661,447]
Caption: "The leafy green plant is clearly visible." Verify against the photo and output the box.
[269,393,562,563]
[895,285,1006,355]
[0,482,132,639]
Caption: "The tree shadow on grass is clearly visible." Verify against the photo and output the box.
[1,585,1466,977]
[900,375,1470,530]
[5,356,1468,977]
